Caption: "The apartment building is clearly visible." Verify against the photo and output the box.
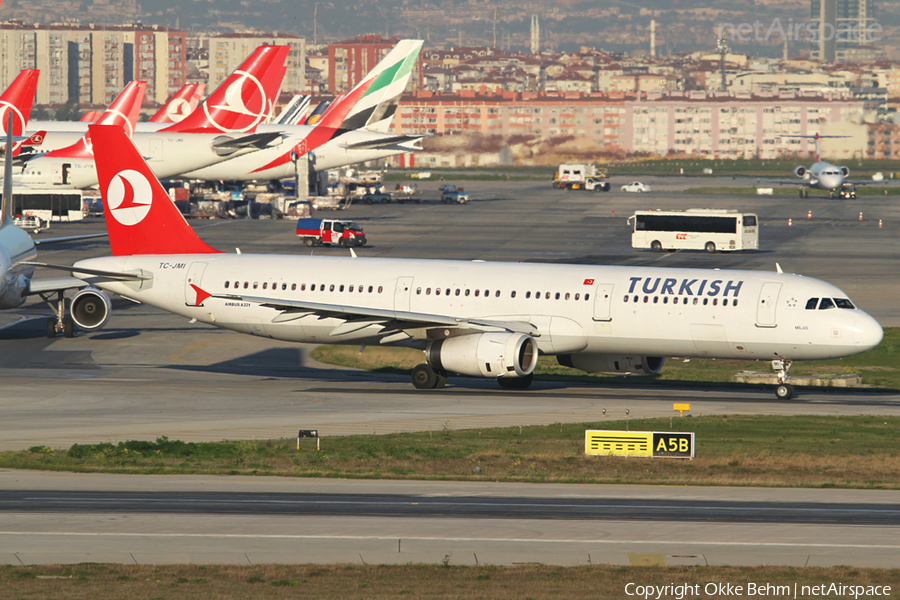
[0,21,185,106]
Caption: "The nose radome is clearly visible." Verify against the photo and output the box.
[853,314,884,351]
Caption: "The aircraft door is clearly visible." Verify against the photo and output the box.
[184,262,208,306]
[592,283,614,321]
[756,282,782,328]
[394,276,413,312]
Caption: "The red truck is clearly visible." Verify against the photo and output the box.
[296,218,367,247]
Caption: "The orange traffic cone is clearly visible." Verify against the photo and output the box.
[879,219,883,228]
[807,210,812,219]
[859,212,863,221]
[788,218,792,227]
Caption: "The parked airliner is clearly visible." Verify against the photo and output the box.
[63,125,884,400]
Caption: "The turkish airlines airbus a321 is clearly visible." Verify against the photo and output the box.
[66,125,884,400]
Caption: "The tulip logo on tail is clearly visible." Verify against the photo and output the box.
[165,98,193,122]
[107,170,153,226]
[203,71,268,132]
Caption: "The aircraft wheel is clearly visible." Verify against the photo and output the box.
[705,242,717,253]
[63,317,75,338]
[46,318,57,339]
[775,383,795,400]
[651,240,663,253]
[498,374,534,390]
[411,363,438,389]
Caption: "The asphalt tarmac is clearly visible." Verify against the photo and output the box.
[2,177,898,566]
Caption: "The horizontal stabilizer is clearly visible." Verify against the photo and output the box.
[212,131,283,155]
[341,134,425,151]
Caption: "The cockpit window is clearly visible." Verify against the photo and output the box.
[818,298,835,310]
[806,298,818,310]
[834,298,855,309]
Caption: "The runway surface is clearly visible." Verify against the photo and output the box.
[2,472,899,567]
[2,178,898,566]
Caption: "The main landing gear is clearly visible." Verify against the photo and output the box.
[411,364,448,390]
[41,290,75,339]
[772,357,794,400]
[410,364,536,391]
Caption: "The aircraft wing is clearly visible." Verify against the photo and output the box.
[211,292,540,340]
[34,233,109,245]
[27,276,90,295]
[23,261,151,281]
[730,177,802,186]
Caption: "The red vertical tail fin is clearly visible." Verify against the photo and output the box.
[149,83,201,123]
[44,80,146,159]
[90,124,221,256]
[0,69,39,137]
[162,45,289,134]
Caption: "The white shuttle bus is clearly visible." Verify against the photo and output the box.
[628,209,758,253]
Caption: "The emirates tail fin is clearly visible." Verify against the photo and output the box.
[0,69,40,138]
[163,45,289,134]
[316,40,423,132]
[89,124,221,257]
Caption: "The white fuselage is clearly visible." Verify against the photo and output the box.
[804,161,845,192]
[72,254,884,362]
[25,123,419,183]
[15,133,266,189]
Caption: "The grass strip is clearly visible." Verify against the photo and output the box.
[4,415,899,488]
[311,327,900,390]
[2,564,898,599]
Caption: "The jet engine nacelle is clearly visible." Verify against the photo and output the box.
[70,287,111,330]
[794,166,807,179]
[426,332,539,378]
[557,354,666,375]
[840,166,850,177]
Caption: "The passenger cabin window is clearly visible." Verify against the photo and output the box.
[225,281,230,288]
[806,298,818,309]
[819,298,835,310]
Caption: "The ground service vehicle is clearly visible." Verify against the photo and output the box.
[440,184,469,204]
[628,209,759,253]
[296,218,366,247]
[839,183,857,199]
[553,164,609,190]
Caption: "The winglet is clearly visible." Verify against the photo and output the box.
[89,124,221,256]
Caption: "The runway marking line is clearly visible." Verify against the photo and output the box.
[1,532,899,549]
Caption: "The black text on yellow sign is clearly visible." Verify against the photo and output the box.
[585,430,695,459]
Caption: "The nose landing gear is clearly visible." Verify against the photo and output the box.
[772,357,794,400]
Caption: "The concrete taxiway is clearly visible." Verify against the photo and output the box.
[2,178,898,566]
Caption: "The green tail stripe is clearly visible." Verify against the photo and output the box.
[361,59,404,99]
